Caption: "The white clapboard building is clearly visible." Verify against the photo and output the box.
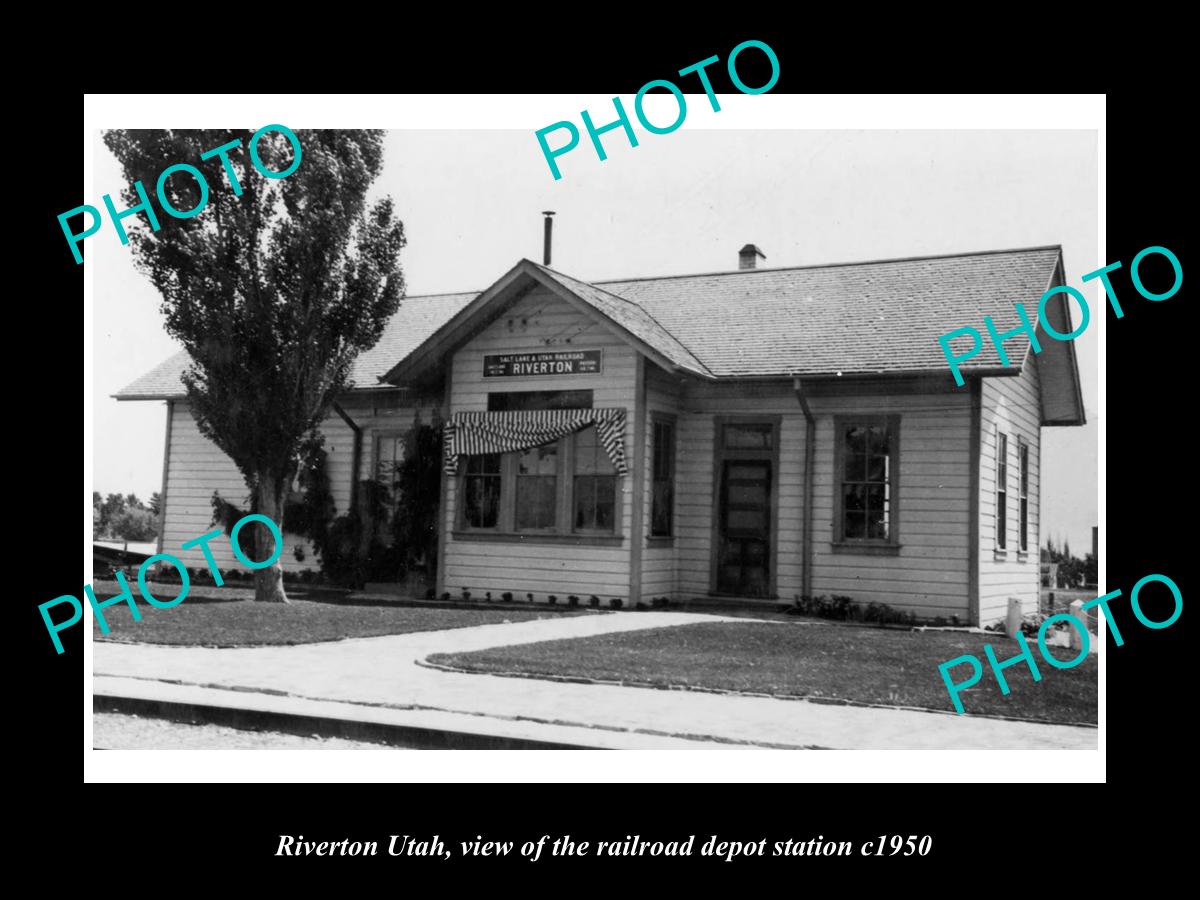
[116,243,1084,625]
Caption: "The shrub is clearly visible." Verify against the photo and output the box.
[788,593,922,626]
[610,598,623,610]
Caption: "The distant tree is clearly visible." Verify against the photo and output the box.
[110,507,158,542]
[149,492,162,517]
[104,128,405,603]
[100,493,128,535]
[93,492,103,538]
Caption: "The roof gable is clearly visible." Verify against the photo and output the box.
[380,259,711,386]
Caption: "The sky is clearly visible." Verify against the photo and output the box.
[92,127,1098,552]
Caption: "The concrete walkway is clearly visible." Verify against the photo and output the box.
[93,612,1097,750]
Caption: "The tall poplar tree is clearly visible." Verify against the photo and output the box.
[104,129,405,602]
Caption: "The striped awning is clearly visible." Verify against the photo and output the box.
[443,408,628,475]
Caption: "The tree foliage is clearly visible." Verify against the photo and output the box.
[94,491,158,542]
[103,128,405,601]
[1045,535,1095,588]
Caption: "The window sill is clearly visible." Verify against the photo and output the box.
[451,531,624,547]
[994,548,1008,561]
[1016,549,1030,562]
[830,541,902,557]
[646,536,675,547]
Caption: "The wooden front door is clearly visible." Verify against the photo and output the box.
[717,459,772,596]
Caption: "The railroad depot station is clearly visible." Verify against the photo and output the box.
[117,240,1084,626]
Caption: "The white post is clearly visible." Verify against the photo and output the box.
[1006,597,1023,636]
[1069,599,1088,650]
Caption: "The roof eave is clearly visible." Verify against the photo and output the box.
[112,392,185,402]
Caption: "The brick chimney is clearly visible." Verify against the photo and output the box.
[739,244,766,270]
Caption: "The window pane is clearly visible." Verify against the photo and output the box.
[516,476,556,529]
[467,453,501,475]
[723,424,773,449]
[574,475,616,532]
[1020,498,1028,551]
[574,426,614,476]
[847,451,869,482]
[868,425,890,458]
[845,425,868,455]
[517,442,557,476]
[465,474,500,528]
[575,427,600,474]
[488,390,594,411]
[653,422,674,480]
[867,501,890,540]
[594,477,615,529]
[844,510,866,539]
[866,451,888,483]
[651,482,672,536]
[844,483,866,512]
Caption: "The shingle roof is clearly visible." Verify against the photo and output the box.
[599,246,1062,377]
[116,246,1062,397]
[114,292,478,399]
[531,263,711,377]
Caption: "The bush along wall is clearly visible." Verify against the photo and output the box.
[785,594,933,627]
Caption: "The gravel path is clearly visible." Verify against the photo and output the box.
[93,712,406,750]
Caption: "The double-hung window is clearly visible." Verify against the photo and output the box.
[996,431,1009,550]
[650,418,675,538]
[516,443,558,531]
[834,415,900,549]
[463,453,502,528]
[1018,440,1029,553]
[573,426,616,532]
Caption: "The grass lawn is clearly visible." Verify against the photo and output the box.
[90,580,588,647]
[429,621,1097,724]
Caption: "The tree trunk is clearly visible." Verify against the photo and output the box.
[254,477,290,604]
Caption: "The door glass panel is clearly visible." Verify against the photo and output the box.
[723,424,773,450]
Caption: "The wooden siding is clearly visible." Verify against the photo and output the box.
[979,355,1042,624]
[673,380,973,617]
[160,397,435,575]
[441,286,637,599]
[640,363,682,601]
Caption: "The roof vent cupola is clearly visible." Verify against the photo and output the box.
[739,244,766,270]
